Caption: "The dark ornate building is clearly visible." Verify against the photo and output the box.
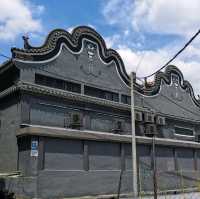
[1,26,200,198]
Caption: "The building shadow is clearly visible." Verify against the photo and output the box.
[0,178,15,199]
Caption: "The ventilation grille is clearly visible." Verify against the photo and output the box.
[156,116,166,125]
[144,113,154,123]
[135,111,143,122]
[145,124,157,136]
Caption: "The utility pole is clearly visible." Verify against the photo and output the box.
[152,135,157,199]
[130,72,138,198]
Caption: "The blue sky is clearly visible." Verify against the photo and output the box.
[0,0,200,94]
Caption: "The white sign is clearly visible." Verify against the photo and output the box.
[31,140,38,157]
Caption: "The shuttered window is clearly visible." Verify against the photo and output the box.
[35,74,81,93]
[84,85,119,102]
[175,126,194,136]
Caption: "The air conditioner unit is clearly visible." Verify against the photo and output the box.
[69,112,82,129]
[112,120,123,134]
[156,116,166,125]
[144,113,154,123]
[136,124,145,136]
[195,134,200,143]
[135,111,143,122]
[144,124,157,137]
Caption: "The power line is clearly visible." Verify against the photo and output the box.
[138,29,200,79]
[0,53,11,59]
[135,53,145,73]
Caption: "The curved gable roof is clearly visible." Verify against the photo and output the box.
[137,65,200,108]
[11,26,200,108]
[11,26,129,85]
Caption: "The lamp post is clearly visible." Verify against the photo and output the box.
[130,72,138,198]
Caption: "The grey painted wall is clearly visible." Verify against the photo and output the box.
[0,95,20,172]
[45,138,83,170]
[26,94,132,134]
[15,41,130,96]
[16,135,200,198]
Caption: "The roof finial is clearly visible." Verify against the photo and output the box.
[22,33,31,50]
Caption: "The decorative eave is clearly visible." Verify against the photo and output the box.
[17,125,200,149]
[0,81,149,113]
[11,26,130,86]
[1,82,200,124]
[19,81,132,111]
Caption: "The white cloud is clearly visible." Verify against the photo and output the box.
[104,34,121,48]
[132,0,200,37]
[103,0,134,26]
[117,45,200,95]
[0,0,44,41]
[103,0,200,37]
[102,0,200,94]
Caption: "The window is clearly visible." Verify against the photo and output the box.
[84,85,119,102]
[35,74,81,93]
[174,126,194,137]
[121,95,131,105]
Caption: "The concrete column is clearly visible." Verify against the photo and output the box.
[194,149,197,171]
[38,137,45,170]
[130,72,138,197]
[83,141,89,171]
[121,143,125,171]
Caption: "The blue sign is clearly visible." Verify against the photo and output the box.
[31,141,38,150]
[31,140,38,157]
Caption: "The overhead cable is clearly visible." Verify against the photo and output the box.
[138,29,200,79]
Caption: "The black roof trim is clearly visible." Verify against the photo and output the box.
[137,65,200,107]
[10,27,199,106]
[11,26,130,85]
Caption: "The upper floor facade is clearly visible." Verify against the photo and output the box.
[0,26,200,142]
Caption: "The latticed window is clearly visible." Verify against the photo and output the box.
[35,74,81,93]
[121,95,131,105]
[175,126,194,136]
[84,85,119,102]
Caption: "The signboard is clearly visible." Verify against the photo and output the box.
[31,140,38,157]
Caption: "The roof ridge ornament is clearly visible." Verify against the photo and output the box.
[22,34,31,50]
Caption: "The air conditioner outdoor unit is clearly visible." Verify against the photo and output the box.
[144,113,154,123]
[135,111,143,122]
[144,124,157,137]
[69,112,82,129]
[156,116,166,125]
[195,134,200,143]
[112,121,123,134]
